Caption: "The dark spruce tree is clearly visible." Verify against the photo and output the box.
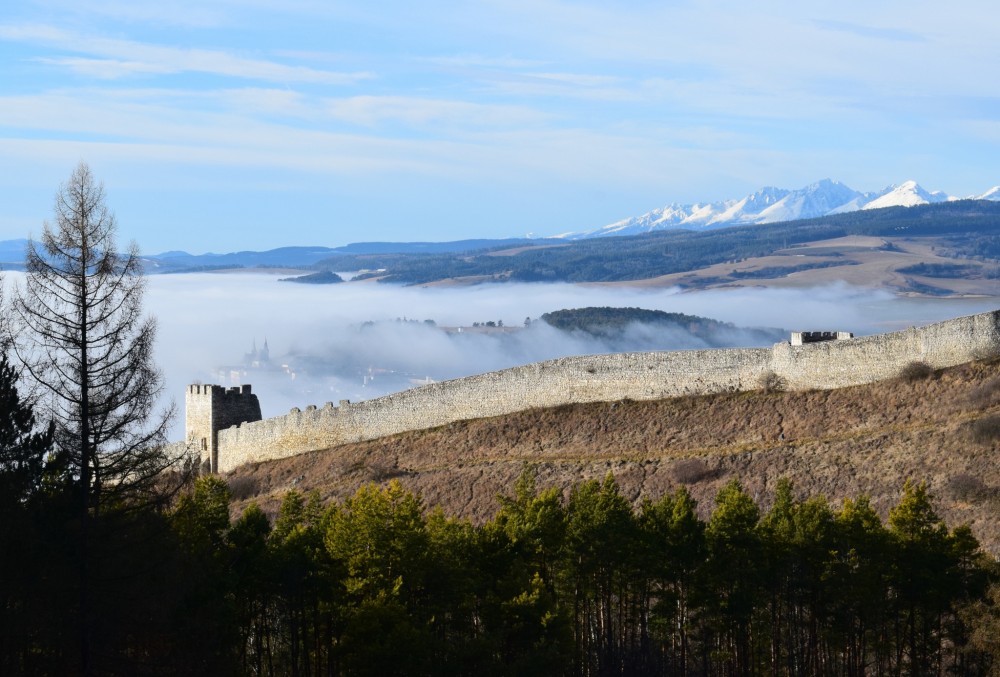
[0,348,56,675]
[0,352,53,504]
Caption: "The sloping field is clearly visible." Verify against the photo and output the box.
[227,358,1000,552]
[597,235,1000,295]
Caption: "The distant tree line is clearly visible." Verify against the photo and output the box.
[896,262,994,279]
[726,260,858,280]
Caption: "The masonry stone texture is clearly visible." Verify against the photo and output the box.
[187,310,1000,473]
[185,384,262,472]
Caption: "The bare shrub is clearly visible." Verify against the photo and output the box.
[367,463,409,482]
[672,458,719,484]
[899,361,933,381]
[967,376,1000,409]
[367,463,393,482]
[339,459,407,482]
[969,414,1000,444]
[228,475,260,500]
[757,370,786,394]
[948,473,995,501]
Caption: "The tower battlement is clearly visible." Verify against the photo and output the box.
[185,383,261,472]
[790,331,854,346]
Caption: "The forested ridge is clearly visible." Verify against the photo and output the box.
[316,201,1000,285]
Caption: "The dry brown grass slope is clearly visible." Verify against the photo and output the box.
[596,235,1000,296]
[227,358,1000,553]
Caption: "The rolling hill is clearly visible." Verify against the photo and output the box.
[316,200,1000,292]
[5,200,994,294]
[225,357,1000,554]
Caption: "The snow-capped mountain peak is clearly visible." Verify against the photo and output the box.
[861,180,949,210]
[569,178,994,239]
[756,179,864,223]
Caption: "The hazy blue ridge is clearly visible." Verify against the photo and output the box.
[4,199,999,278]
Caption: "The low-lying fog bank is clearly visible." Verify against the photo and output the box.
[5,271,998,441]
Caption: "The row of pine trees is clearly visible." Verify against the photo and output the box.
[7,435,999,675]
[174,472,994,677]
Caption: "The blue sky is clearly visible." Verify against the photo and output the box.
[1,1,998,253]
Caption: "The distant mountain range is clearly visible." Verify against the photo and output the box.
[144,239,538,272]
[567,179,1000,239]
[0,238,540,272]
[1,180,998,273]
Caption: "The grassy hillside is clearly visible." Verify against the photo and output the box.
[315,201,1000,290]
[227,357,1000,553]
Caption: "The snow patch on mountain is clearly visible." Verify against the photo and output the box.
[571,179,996,239]
[861,180,950,210]
[975,186,1000,201]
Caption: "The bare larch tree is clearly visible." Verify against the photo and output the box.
[13,162,176,675]
[13,162,174,513]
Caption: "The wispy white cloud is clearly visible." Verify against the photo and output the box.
[0,23,69,42]
[813,19,926,43]
[0,72,928,206]
[218,88,312,117]
[1,23,373,85]
[27,0,358,29]
[28,0,228,28]
[36,57,175,79]
[451,2,1000,104]
[479,71,640,103]
[421,53,546,70]
[0,93,787,203]
[325,95,550,128]
[958,120,1000,143]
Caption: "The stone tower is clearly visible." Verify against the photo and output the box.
[185,384,262,472]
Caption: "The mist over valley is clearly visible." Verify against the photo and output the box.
[135,273,998,440]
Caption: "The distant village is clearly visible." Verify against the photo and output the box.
[211,317,526,399]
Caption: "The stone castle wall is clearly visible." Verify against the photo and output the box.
[210,310,1000,473]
